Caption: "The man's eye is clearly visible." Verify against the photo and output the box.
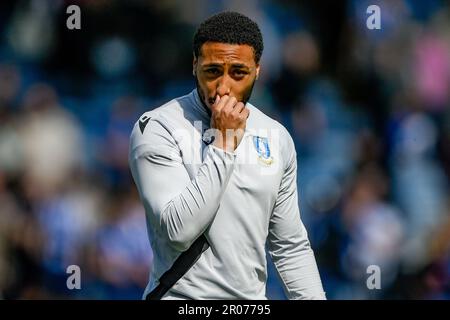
[205,69,220,75]
[233,70,248,76]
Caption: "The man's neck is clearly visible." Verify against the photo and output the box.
[196,88,212,117]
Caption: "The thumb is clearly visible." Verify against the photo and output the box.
[211,95,220,112]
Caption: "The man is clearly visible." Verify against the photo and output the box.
[129,11,326,300]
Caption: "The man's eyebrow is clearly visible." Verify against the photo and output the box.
[201,63,224,68]
[201,62,251,69]
[230,63,250,69]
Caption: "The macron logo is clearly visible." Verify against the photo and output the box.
[139,116,150,134]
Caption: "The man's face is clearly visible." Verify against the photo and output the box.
[193,42,260,110]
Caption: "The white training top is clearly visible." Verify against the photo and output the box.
[129,89,326,300]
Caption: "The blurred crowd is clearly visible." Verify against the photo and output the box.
[0,0,449,299]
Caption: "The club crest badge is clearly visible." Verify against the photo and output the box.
[253,136,274,165]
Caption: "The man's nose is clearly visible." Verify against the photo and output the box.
[216,75,231,96]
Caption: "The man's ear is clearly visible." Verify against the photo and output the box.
[255,64,260,80]
[193,56,197,76]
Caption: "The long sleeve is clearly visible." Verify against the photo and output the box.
[129,118,236,252]
[267,134,326,300]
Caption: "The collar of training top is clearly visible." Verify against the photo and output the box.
[193,88,212,118]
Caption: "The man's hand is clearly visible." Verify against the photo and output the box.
[210,95,249,152]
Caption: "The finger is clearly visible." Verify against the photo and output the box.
[213,95,230,113]
[241,107,250,120]
[211,95,221,112]
[234,102,245,114]
[222,96,237,113]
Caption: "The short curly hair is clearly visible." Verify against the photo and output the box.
[193,11,264,63]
